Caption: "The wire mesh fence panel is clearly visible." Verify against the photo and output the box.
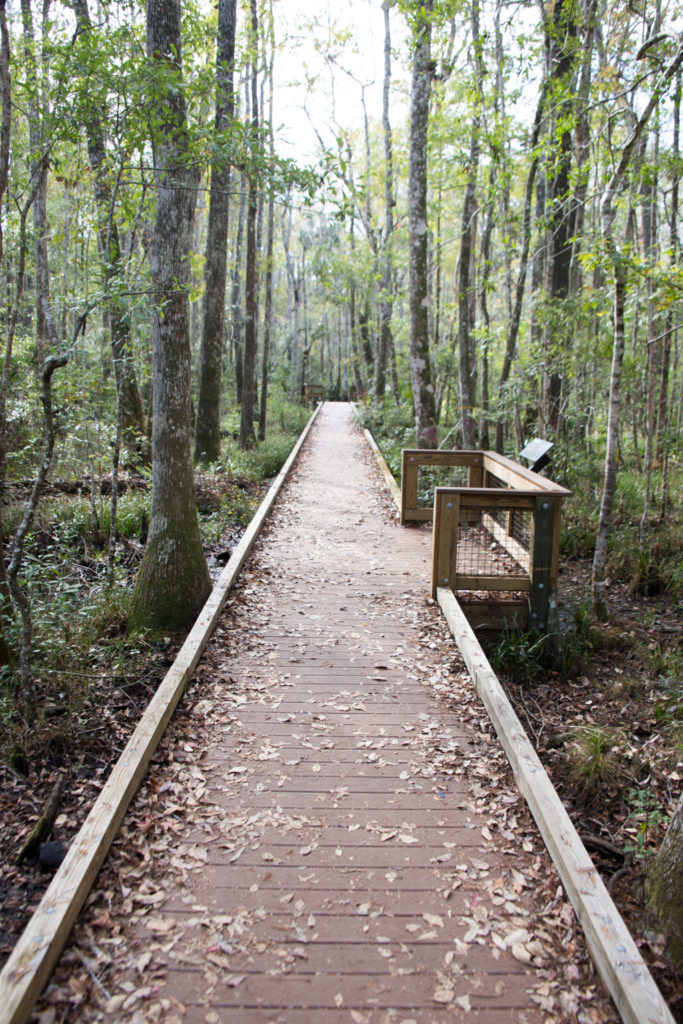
[455,505,530,580]
[482,474,533,552]
[417,464,470,507]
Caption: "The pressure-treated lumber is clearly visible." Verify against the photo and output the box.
[437,587,674,1024]
[364,428,401,512]
[0,405,321,1024]
[482,450,570,494]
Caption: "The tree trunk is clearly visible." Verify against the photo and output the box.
[231,175,246,404]
[494,80,547,452]
[408,0,437,448]
[239,0,259,449]
[20,0,50,376]
[376,0,396,403]
[592,35,683,618]
[539,0,577,439]
[73,0,147,462]
[258,4,275,441]
[194,0,237,463]
[657,70,680,463]
[645,792,683,966]
[130,0,211,633]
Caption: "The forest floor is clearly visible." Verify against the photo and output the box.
[500,559,683,1019]
[0,488,681,1018]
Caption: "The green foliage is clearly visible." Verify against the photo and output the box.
[624,786,665,860]
[489,600,598,684]
[355,399,416,479]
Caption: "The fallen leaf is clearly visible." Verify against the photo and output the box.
[423,913,444,928]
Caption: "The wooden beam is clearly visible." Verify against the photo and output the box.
[483,451,572,495]
[529,495,554,630]
[364,429,401,513]
[0,405,322,1024]
[436,588,674,1024]
[402,449,483,468]
[453,575,530,592]
[431,489,459,598]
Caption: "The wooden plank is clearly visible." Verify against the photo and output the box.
[529,495,554,630]
[402,448,482,468]
[430,489,459,598]
[436,588,675,1024]
[403,507,432,522]
[483,451,572,495]
[448,488,537,510]
[482,512,530,571]
[400,449,417,522]
[454,575,530,592]
[0,404,322,1024]
[364,429,401,513]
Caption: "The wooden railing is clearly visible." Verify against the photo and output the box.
[304,383,325,405]
[401,449,570,631]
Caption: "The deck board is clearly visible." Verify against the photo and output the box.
[34,403,615,1024]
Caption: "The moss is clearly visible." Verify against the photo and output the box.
[128,528,211,635]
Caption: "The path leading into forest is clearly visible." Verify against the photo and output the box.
[41,403,614,1024]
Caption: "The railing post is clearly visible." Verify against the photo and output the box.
[431,489,460,599]
[529,495,554,631]
[401,451,418,524]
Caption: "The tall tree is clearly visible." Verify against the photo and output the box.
[592,31,683,619]
[408,0,437,447]
[72,0,147,461]
[457,0,482,448]
[20,0,49,376]
[538,0,578,438]
[239,0,259,449]
[258,1,275,442]
[129,0,211,632]
[194,0,237,464]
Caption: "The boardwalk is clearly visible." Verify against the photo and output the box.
[39,404,613,1023]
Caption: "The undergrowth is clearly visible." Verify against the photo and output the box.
[0,400,310,770]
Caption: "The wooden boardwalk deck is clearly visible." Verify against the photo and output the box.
[35,403,615,1023]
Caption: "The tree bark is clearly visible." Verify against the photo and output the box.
[258,3,275,441]
[72,0,147,462]
[494,80,547,452]
[376,0,396,403]
[20,0,50,376]
[239,0,259,450]
[194,0,237,463]
[645,792,683,966]
[408,0,437,448]
[592,33,683,618]
[130,0,210,633]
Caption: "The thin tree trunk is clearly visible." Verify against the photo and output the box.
[377,0,396,403]
[20,0,50,375]
[657,70,680,466]
[231,175,246,404]
[592,35,683,618]
[73,0,147,461]
[194,0,237,463]
[258,10,275,442]
[239,0,259,450]
[494,80,548,451]
[408,0,437,447]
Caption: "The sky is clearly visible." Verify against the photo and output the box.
[270,0,409,165]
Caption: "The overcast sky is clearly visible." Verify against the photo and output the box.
[270,0,409,164]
